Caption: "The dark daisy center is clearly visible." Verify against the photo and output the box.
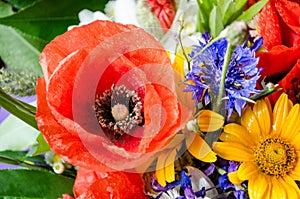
[94,85,144,140]
[254,137,297,178]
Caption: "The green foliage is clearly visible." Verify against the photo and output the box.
[0,150,45,166]
[0,0,109,77]
[0,88,37,129]
[5,0,38,9]
[27,133,51,156]
[196,0,268,38]
[0,169,74,198]
[0,1,14,17]
[0,68,37,96]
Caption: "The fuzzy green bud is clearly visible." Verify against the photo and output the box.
[219,21,248,47]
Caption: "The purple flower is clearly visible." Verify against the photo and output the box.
[185,32,262,118]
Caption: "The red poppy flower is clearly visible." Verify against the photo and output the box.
[36,20,188,171]
[258,0,300,50]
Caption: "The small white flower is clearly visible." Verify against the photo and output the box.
[53,162,65,174]
[67,9,110,30]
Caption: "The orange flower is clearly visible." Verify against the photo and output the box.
[36,20,189,172]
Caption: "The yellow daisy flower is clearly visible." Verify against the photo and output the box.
[213,93,300,199]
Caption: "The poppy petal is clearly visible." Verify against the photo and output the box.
[258,1,282,50]
[36,78,108,171]
[74,168,147,199]
[40,21,136,82]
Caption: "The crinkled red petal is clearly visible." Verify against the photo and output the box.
[275,0,300,34]
[36,78,109,171]
[74,168,147,199]
[275,0,300,47]
[257,45,300,78]
[47,50,88,120]
[39,21,137,81]
[258,1,282,50]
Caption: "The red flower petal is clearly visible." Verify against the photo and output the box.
[257,45,300,78]
[275,0,300,34]
[39,21,137,82]
[74,168,147,199]
[36,78,109,171]
[278,59,300,103]
[275,0,300,47]
[258,1,282,50]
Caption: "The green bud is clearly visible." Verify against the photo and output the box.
[219,21,248,47]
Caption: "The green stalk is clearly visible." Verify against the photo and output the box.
[215,42,234,112]
[0,88,37,129]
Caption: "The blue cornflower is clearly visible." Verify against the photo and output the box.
[184,32,262,118]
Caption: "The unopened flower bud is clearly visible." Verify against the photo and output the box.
[219,21,248,47]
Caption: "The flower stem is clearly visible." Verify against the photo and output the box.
[215,42,234,112]
[0,88,37,129]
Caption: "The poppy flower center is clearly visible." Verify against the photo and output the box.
[94,85,144,140]
[254,137,297,178]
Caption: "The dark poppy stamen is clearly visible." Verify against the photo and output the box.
[286,78,300,104]
[94,85,144,140]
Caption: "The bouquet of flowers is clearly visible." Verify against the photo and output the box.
[0,0,300,198]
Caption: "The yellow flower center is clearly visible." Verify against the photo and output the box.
[254,137,297,178]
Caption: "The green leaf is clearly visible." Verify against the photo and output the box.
[27,133,50,156]
[196,0,217,33]
[0,25,43,75]
[0,150,45,165]
[226,0,247,24]
[209,5,224,38]
[0,0,110,42]
[5,0,38,10]
[0,169,74,198]
[0,88,37,129]
[0,1,14,18]
[237,0,268,22]
[219,0,235,25]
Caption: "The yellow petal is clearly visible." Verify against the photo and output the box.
[171,53,195,110]
[289,158,300,180]
[271,177,286,199]
[165,150,176,183]
[188,134,216,162]
[221,123,256,146]
[237,162,258,181]
[155,168,166,186]
[253,99,271,137]
[290,134,300,152]
[213,142,254,162]
[241,107,261,140]
[272,93,291,135]
[155,151,171,186]
[199,150,218,162]
[248,174,269,199]
[279,176,299,199]
[282,104,300,140]
[198,110,224,132]
[228,171,243,185]
[283,175,300,198]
